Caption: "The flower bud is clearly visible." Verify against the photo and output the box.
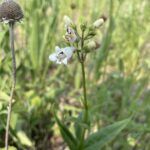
[64,26,77,43]
[88,31,96,37]
[87,41,97,49]
[93,18,104,28]
[85,27,96,39]
[85,40,101,51]
[80,23,87,32]
[64,15,73,26]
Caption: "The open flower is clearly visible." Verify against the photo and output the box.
[49,46,76,65]
[63,15,77,43]
[64,26,77,43]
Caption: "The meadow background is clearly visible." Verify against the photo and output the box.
[0,0,150,149]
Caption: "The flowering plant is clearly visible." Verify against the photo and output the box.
[49,16,130,150]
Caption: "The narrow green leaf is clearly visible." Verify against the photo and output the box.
[10,112,18,130]
[29,10,40,70]
[84,118,130,150]
[74,112,84,140]
[0,91,9,102]
[17,131,33,147]
[55,114,77,150]
[0,31,6,44]
[0,146,17,150]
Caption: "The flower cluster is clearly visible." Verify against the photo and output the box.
[49,16,106,65]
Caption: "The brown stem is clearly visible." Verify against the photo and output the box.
[5,22,16,150]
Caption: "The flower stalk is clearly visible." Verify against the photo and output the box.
[78,30,89,150]
[49,16,106,150]
[80,30,88,121]
[5,22,16,150]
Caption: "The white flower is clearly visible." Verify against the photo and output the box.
[63,16,77,43]
[93,18,104,28]
[49,46,76,65]
[64,26,77,43]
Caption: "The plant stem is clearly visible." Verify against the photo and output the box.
[81,61,88,121]
[78,30,88,150]
[5,22,16,150]
[78,60,88,150]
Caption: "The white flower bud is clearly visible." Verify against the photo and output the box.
[87,41,97,49]
[86,40,101,51]
[63,15,73,26]
[93,18,104,28]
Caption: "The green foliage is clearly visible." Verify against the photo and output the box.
[84,118,130,150]
[95,0,114,79]
[0,146,17,150]
[74,112,84,141]
[0,0,150,149]
[16,131,33,147]
[54,114,77,150]
[24,0,59,74]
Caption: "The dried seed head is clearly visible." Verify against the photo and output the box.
[0,0,23,23]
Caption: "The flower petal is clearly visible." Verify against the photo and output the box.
[65,32,77,43]
[62,47,75,60]
[56,60,62,64]
[49,53,57,62]
[55,46,61,53]
[62,58,68,65]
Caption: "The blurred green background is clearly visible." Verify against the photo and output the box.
[0,0,150,149]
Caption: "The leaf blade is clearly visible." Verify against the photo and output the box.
[84,118,130,150]
[54,114,77,150]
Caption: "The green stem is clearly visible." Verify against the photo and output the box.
[78,30,88,150]
[5,22,16,150]
[78,60,88,150]
[81,61,88,119]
